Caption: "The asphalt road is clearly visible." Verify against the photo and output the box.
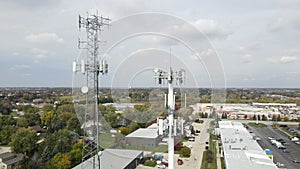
[223,119,299,126]
[137,119,212,169]
[248,125,300,169]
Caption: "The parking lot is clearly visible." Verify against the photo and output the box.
[248,125,300,169]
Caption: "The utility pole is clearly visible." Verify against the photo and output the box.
[73,12,110,169]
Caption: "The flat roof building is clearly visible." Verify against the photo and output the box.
[0,152,23,169]
[217,121,277,169]
[125,125,160,147]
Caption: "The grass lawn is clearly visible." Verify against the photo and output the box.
[124,144,168,153]
[201,134,217,169]
[99,132,122,148]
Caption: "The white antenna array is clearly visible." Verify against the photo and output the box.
[73,12,110,169]
[153,64,185,169]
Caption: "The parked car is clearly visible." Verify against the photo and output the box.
[253,136,261,141]
[157,164,166,168]
[188,137,195,142]
[294,141,300,145]
[177,159,183,165]
[154,155,164,160]
[276,138,284,142]
[276,162,285,167]
[293,159,300,163]
[282,142,290,146]
[291,137,299,141]
[283,149,290,153]
[162,161,168,167]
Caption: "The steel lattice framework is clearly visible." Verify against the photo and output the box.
[78,13,110,169]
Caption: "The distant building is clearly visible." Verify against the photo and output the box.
[73,149,143,169]
[102,103,143,111]
[0,152,23,169]
[252,102,297,108]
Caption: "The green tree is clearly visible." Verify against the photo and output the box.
[17,117,29,127]
[253,114,257,120]
[18,156,35,169]
[134,104,149,111]
[104,112,120,128]
[10,128,38,156]
[24,113,40,126]
[0,125,17,144]
[41,111,55,125]
[0,115,16,126]
[22,93,30,101]
[43,104,55,113]
[277,115,282,122]
[66,116,83,135]
[57,104,75,114]
[22,105,38,114]
[272,115,276,121]
[68,142,83,166]
[44,129,75,154]
[0,100,12,115]
[99,104,116,115]
[59,112,73,123]
[262,114,268,121]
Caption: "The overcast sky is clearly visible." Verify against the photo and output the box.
[0,0,299,88]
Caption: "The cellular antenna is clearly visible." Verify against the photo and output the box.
[153,65,185,169]
[73,12,110,169]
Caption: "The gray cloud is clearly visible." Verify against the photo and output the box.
[279,56,297,64]
[25,33,64,44]
[192,19,232,39]
[0,0,299,87]
[241,54,253,64]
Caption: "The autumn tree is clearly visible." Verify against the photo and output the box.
[46,153,71,169]
[68,142,83,166]
[43,104,55,113]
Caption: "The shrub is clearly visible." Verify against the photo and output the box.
[144,160,156,167]
[206,150,213,163]
[180,146,191,157]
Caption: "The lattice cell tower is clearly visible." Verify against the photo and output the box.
[72,13,110,169]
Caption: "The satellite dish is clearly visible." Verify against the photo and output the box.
[98,151,103,157]
[81,86,89,94]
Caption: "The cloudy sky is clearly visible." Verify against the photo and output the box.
[0,0,299,88]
